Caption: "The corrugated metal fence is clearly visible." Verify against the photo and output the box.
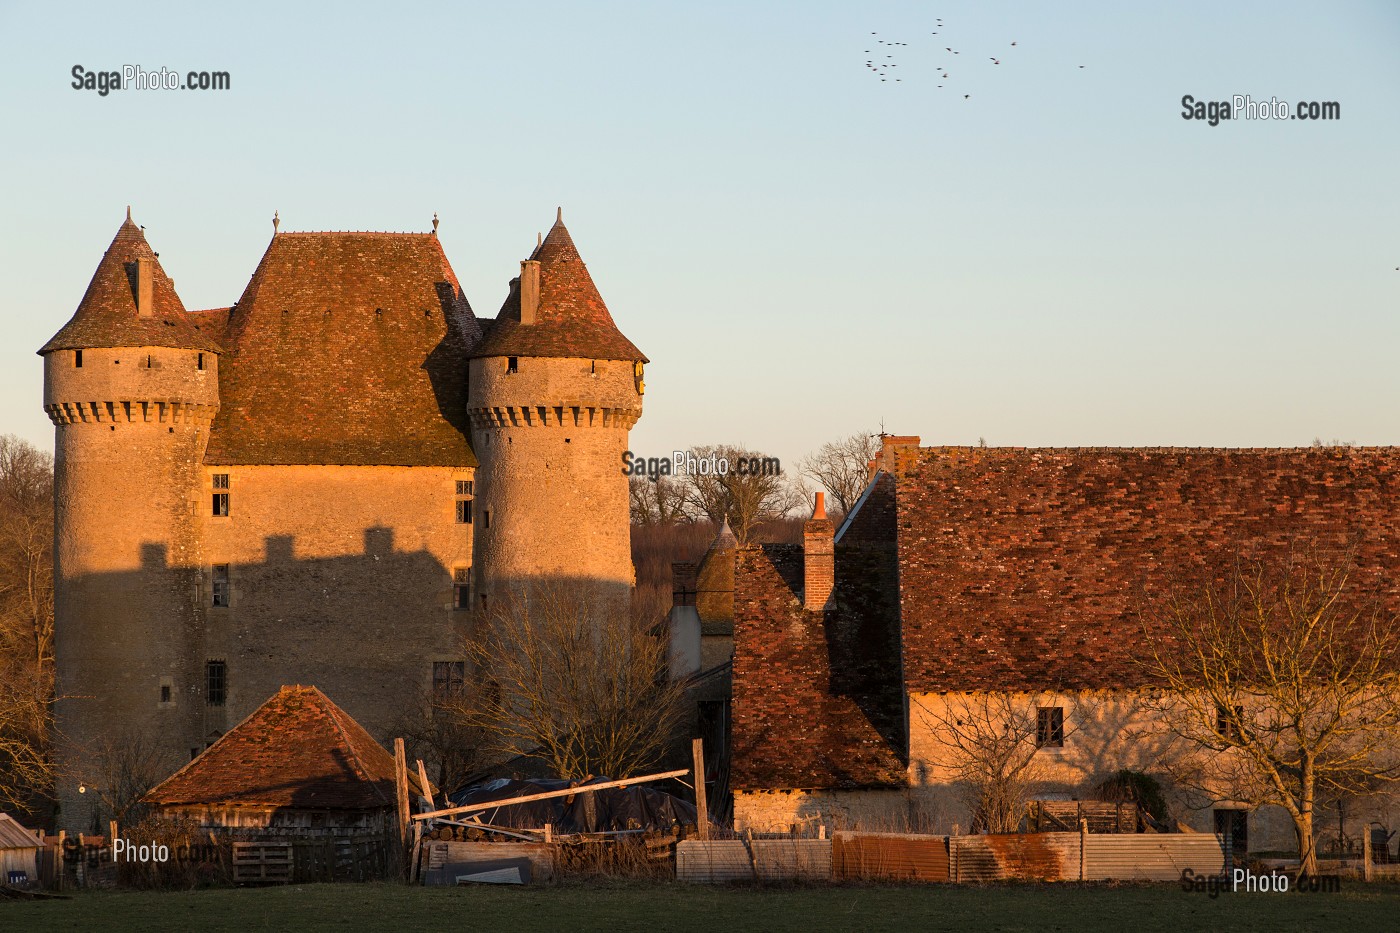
[675,839,832,883]
[679,832,1226,884]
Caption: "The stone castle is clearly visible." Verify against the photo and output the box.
[39,208,647,828]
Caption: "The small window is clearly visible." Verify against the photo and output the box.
[212,564,230,607]
[456,499,473,524]
[432,661,466,700]
[160,684,171,703]
[456,480,474,496]
[75,349,83,368]
[484,509,491,530]
[1036,707,1065,748]
[212,474,229,490]
[213,493,229,516]
[1216,704,1245,742]
[453,567,472,610]
[197,353,205,371]
[206,660,227,706]
[506,356,519,374]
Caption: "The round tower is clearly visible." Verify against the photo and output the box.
[468,211,645,609]
[39,208,222,828]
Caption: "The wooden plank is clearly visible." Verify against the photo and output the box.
[413,768,689,821]
[394,737,411,875]
[416,759,434,809]
[692,738,709,841]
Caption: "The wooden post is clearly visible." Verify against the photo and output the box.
[415,759,434,810]
[1364,831,1373,882]
[692,737,709,840]
[1079,818,1088,882]
[408,821,424,885]
[56,830,65,892]
[544,823,553,844]
[393,737,411,880]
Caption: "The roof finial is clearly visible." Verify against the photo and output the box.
[537,231,542,248]
[272,210,280,234]
[125,205,132,223]
[432,212,439,234]
[556,206,563,224]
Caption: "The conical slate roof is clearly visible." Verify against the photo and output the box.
[472,213,647,362]
[39,209,223,355]
[143,685,427,810]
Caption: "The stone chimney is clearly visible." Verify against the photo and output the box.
[868,434,921,478]
[804,492,835,612]
[519,259,540,324]
[135,258,154,317]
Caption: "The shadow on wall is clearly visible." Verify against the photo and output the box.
[422,281,475,437]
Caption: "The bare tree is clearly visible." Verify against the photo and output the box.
[797,431,880,517]
[89,728,179,830]
[678,444,801,545]
[1139,551,1400,876]
[914,692,1067,833]
[442,585,687,780]
[0,435,55,817]
[628,474,690,526]
[386,687,487,794]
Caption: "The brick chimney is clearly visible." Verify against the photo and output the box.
[868,434,921,478]
[135,258,154,317]
[519,259,540,324]
[804,492,834,612]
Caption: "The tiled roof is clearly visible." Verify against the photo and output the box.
[731,529,907,791]
[470,217,647,362]
[143,685,424,810]
[204,232,478,466]
[894,446,1400,693]
[39,212,224,355]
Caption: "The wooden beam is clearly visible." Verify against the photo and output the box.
[412,768,689,822]
[394,737,411,877]
[415,759,434,809]
[692,738,709,841]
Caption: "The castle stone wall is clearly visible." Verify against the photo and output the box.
[45,346,217,828]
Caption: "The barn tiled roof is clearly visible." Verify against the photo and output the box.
[470,216,647,362]
[39,211,224,355]
[204,231,478,466]
[143,685,424,810]
[731,524,906,791]
[894,446,1400,693]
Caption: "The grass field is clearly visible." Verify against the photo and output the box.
[4,880,1399,933]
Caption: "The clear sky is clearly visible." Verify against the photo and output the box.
[2,1,1396,470]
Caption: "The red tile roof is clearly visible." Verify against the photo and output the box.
[39,213,224,355]
[731,530,907,791]
[143,685,423,810]
[204,232,478,466]
[894,446,1400,693]
[471,217,647,362]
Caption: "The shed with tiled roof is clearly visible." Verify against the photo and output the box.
[143,685,428,833]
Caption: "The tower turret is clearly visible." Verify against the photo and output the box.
[468,211,646,606]
[39,209,222,827]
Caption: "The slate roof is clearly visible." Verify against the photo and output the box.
[143,685,424,810]
[204,231,478,466]
[39,211,224,354]
[895,447,1400,693]
[470,216,647,362]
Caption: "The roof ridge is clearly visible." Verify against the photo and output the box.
[312,686,393,805]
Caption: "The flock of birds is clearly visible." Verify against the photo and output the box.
[863,17,1085,99]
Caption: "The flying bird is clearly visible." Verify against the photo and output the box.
[964,94,971,99]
